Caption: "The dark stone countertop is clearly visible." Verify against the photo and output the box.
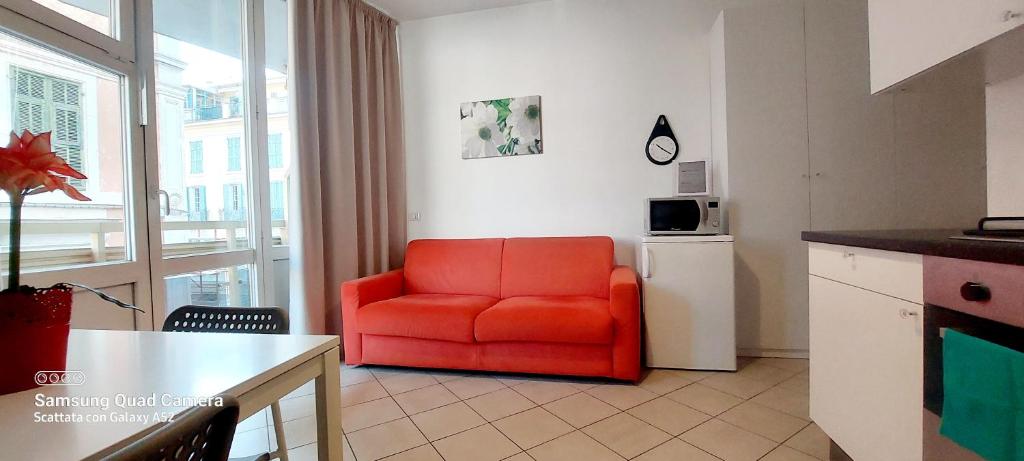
[801,229,1024,266]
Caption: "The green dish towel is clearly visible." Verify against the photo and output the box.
[940,329,1024,461]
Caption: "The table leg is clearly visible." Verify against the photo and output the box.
[315,346,343,461]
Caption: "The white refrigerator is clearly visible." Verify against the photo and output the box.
[639,235,736,371]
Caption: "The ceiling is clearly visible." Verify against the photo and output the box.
[367,0,549,21]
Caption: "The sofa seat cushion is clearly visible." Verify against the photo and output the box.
[474,296,614,345]
[357,294,498,343]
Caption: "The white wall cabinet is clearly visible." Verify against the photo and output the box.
[808,244,923,461]
[869,0,1024,93]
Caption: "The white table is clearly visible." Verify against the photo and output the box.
[0,330,343,460]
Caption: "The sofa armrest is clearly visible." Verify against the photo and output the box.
[340,269,404,364]
[609,265,641,382]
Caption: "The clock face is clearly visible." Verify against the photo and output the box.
[647,135,678,164]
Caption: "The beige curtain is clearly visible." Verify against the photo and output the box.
[288,0,406,335]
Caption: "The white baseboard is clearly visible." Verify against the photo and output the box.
[737,348,809,359]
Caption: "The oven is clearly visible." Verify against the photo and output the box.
[922,256,1024,460]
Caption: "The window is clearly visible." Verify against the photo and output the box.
[222,183,244,221]
[186,186,206,221]
[227,137,241,171]
[185,87,222,122]
[268,133,283,168]
[228,96,241,118]
[270,181,284,220]
[189,140,203,174]
[12,66,85,187]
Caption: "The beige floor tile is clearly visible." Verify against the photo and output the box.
[735,362,798,385]
[783,422,829,460]
[777,371,809,394]
[284,442,319,461]
[281,414,317,448]
[228,427,270,458]
[381,443,444,461]
[718,401,808,442]
[633,438,720,461]
[430,370,469,383]
[680,419,777,461]
[348,418,428,461]
[411,402,487,441]
[442,376,507,399]
[278,394,316,421]
[433,424,522,461]
[582,412,671,458]
[341,380,389,407]
[341,367,376,387]
[493,407,574,449]
[750,386,810,420]
[342,396,405,433]
[380,373,440,395]
[542,392,619,428]
[503,452,535,461]
[638,369,697,395]
[512,380,580,405]
[585,383,658,410]
[343,435,354,461]
[237,409,268,432]
[675,369,716,382]
[754,358,809,373]
[626,397,711,435]
[494,375,535,387]
[700,373,776,399]
[394,383,460,415]
[465,387,537,421]
[762,444,821,461]
[369,366,415,379]
[528,431,624,461]
[665,383,743,415]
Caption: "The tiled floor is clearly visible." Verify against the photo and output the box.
[230,357,829,461]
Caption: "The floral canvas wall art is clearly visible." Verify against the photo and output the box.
[460,95,542,159]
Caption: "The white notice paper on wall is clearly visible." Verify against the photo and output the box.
[677,160,711,196]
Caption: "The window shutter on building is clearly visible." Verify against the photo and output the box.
[12,67,85,187]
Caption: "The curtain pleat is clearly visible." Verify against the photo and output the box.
[289,0,405,336]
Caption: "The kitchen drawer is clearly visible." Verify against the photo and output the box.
[924,256,1024,328]
[808,242,923,303]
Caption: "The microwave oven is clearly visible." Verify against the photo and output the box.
[645,197,723,235]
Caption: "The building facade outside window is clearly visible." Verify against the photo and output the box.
[12,66,85,187]
[268,133,282,168]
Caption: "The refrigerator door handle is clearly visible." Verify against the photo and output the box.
[642,247,652,278]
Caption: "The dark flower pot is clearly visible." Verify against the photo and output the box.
[0,285,72,395]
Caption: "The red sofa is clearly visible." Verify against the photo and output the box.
[340,236,641,381]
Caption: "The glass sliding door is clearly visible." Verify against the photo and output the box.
[146,0,284,320]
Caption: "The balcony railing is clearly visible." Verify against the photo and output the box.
[0,219,288,270]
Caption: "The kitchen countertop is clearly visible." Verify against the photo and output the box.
[801,229,1024,266]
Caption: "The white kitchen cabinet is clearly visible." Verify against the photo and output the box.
[869,0,1024,93]
[809,245,923,461]
[640,236,736,371]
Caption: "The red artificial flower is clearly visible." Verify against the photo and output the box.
[0,130,89,201]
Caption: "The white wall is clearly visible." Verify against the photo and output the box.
[400,0,726,264]
[987,72,1024,217]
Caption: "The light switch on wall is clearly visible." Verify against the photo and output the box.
[408,212,421,222]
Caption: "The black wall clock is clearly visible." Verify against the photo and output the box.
[645,115,679,165]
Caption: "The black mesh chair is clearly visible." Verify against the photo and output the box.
[101,394,247,461]
[163,306,290,461]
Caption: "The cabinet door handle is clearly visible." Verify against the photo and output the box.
[642,247,652,279]
[960,282,991,302]
[898,308,918,319]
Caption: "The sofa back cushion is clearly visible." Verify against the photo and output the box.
[404,238,504,297]
[500,236,614,299]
